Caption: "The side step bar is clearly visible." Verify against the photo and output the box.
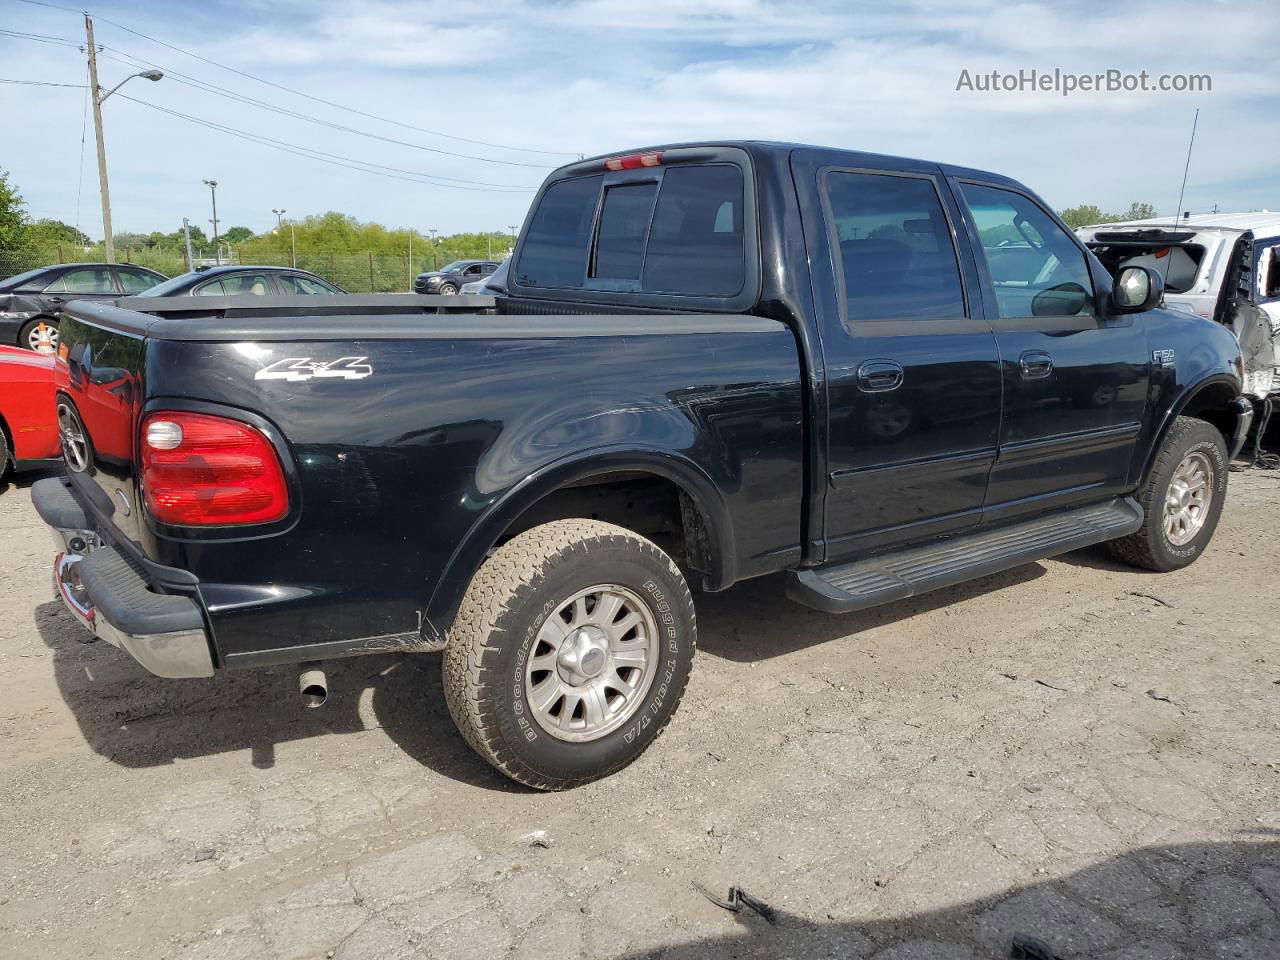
[787,497,1143,614]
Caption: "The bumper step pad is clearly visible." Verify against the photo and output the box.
[788,497,1143,614]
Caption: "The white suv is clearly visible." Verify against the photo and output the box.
[1078,212,1280,399]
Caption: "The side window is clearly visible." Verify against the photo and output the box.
[464,264,483,276]
[117,269,160,294]
[279,274,335,295]
[960,183,1095,318]
[194,279,226,296]
[45,267,117,294]
[642,164,746,296]
[1259,244,1280,301]
[515,174,601,289]
[592,181,658,281]
[825,171,966,323]
[220,273,273,295]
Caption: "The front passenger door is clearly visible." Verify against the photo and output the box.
[955,181,1150,520]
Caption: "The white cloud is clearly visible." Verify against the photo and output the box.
[0,0,1274,239]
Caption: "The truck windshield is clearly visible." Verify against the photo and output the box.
[515,163,746,297]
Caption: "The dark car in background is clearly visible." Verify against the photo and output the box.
[414,259,499,295]
[0,262,167,352]
[136,265,346,298]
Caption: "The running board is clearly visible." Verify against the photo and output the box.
[787,497,1143,614]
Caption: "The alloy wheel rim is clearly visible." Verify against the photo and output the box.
[1164,451,1213,546]
[524,584,659,743]
[56,402,89,472]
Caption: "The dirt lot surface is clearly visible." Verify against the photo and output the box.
[2,467,1280,960]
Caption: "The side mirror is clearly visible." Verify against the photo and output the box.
[1032,282,1090,317]
[1112,265,1164,313]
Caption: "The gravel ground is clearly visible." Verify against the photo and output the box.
[2,465,1279,959]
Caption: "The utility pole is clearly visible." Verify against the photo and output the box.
[85,16,113,263]
[203,179,220,263]
[182,217,194,270]
[429,228,438,270]
[85,15,163,264]
[408,231,413,291]
[508,224,517,255]
[289,222,296,268]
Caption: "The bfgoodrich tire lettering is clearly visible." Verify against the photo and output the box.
[443,519,696,790]
[1109,416,1227,572]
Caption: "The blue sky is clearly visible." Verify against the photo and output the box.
[1,0,1276,239]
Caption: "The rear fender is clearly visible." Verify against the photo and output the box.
[422,447,735,642]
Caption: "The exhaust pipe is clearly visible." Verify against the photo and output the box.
[298,664,327,708]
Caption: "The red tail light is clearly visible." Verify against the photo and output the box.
[140,412,289,526]
[603,151,663,171]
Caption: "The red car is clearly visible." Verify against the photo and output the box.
[0,345,60,477]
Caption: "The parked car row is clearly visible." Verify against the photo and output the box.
[0,263,347,353]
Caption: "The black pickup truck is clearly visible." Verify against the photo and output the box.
[34,142,1249,789]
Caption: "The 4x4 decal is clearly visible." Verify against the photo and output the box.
[255,357,373,382]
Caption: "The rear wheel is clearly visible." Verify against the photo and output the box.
[0,422,9,478]
[20,317,58,354]
[1109,416,1227,571]
[443,519,696,790]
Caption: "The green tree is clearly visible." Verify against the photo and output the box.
[222,226,254,245]
[1121,202,1157,221]
[1059,204,1113,229]
[0,169,28,254]
[26,218,91,249]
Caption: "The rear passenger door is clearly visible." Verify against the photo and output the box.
[953,180,1150,519]
[808,162,1002,559]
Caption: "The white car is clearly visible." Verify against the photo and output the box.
[460,258,509,295]
[1078,213,1280,399]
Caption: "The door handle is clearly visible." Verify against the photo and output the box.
[47,296,64,304]
[1019,350,1053,380]
[856,359,904,393]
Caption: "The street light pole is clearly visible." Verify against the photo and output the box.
[85,14,163,264]
[272,208,286,229]
[204,179,220,263]
[429,228,438,270]
[181,217,194,270]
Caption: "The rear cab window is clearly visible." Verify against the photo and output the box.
[510,147,756,310]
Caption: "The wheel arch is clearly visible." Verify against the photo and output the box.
[423,447,736,641]
[1138,374,1242,482]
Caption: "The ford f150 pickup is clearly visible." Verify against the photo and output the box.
[33,142,1250,789]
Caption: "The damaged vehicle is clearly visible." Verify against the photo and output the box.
[1078,213,1280,403]
[33,141,1250,789]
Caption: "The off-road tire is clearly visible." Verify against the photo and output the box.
[443,519,696,790]
[1109,416,1227,572]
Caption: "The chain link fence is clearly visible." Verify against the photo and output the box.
[0,248,510,294]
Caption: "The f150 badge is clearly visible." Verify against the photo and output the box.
[255,357,373,382]
[1153,349,1176,367]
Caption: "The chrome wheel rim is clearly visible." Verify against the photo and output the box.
[1164,451,1213,546]
[28,321,57,353]
[56,402,89,472]
[440,285,457,295]
[524,584,659,743]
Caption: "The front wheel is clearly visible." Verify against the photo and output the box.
[438,283,458,295]
[1109,416,1227,572]
[443,519,696,790]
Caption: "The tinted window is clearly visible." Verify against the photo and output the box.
[221,273,273,295]
[825,172,965,323]
[117,269,162,294]
[278,274,338,295]
[137,271,201,297]
[593,182,658,280]
[516,175,601,289]
[46,267,116,294]
[961,183,1094,318]
[194,279,226,296]
[642,165,745,296]
[1,267,54,290]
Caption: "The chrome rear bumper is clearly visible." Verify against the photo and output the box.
[35,477,214,679]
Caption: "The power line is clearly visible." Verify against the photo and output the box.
[0,27,83,48]
[115,93,537,194]
[94,49,553,173]
[0,77,86,87]
[13,0,579,159]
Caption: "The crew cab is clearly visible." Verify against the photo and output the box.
[33,142,1248,790]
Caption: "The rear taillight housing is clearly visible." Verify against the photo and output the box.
[140,412,289,526]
